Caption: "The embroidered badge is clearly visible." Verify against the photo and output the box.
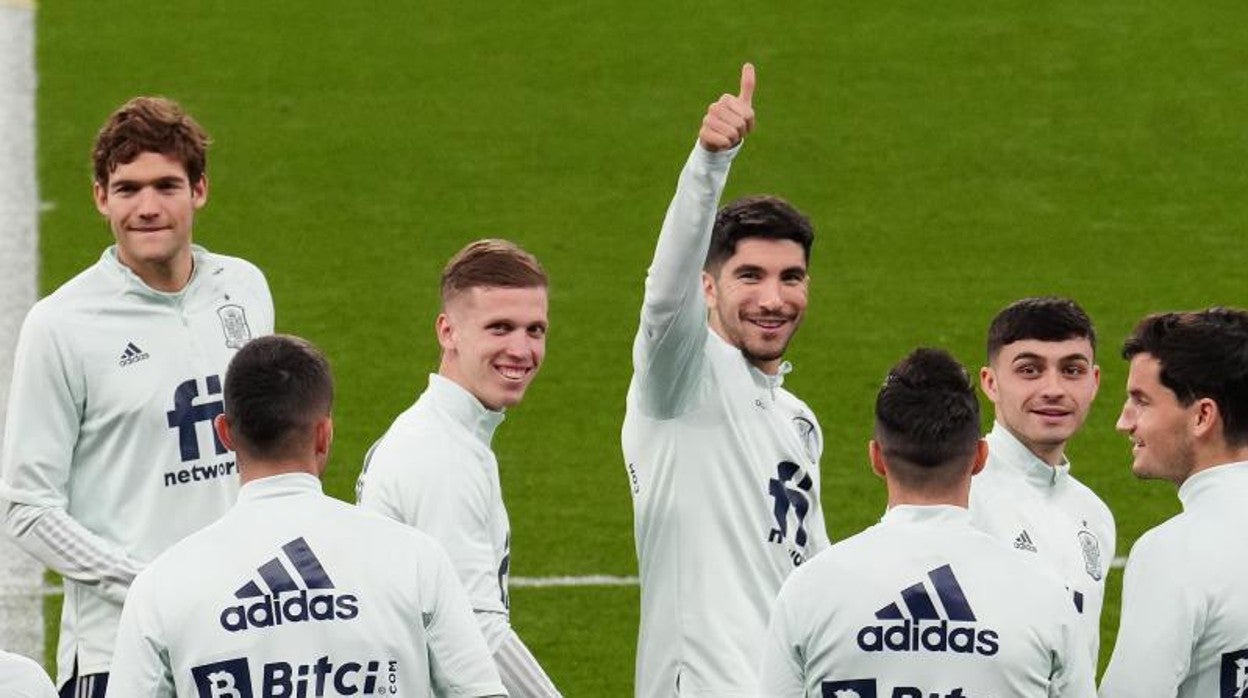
[792,416,819,462]
[217,304,253,349]
[1078,528,1103,581]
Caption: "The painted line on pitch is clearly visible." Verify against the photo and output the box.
[1,557,1130,598]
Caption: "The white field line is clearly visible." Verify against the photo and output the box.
[0,1,42,661]
[1,557,1130,599]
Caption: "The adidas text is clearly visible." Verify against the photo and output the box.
[856,619,999,656]
[220,590,359,632]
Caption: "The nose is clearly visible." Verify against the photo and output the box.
[135,187,161,218]
[1038,370,1065,398]
[757,278,784,311]
[1115,401,1133,433]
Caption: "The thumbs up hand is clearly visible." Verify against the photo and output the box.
[698,63,756,152]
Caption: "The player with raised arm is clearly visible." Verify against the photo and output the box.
[967,297,1115,667]
[0,97,273,697]
[107,335,505,698]
[760,348,1094,698]
[356,239,560,697]
[623,64,830,697]
[1100,308,1248,697]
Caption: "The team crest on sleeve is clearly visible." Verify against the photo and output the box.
[1077,527,1102,581]
[821,679,877,698]
[792,416,820,463]
[1221,648,1248,697]
[217,304,253,349]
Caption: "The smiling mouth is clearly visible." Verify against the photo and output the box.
[495,365,532,381]
[749,317,788,330]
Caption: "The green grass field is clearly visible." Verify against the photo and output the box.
[32,1,1248,693]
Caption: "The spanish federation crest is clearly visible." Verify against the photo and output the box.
[1077,528,1103,581]
[217,304,253,349]
[792,416,820,463]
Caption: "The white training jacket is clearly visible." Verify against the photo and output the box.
[357,374,560,697]
[0,245,273,685]
[622,143,830,698]
[761,505,1096,698]
[0,651,57,698]
[968,422,1115,668]
[1100,461,1248,698]
[108,473,506,698]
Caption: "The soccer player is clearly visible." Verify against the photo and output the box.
[1100,308,1248,697]
[967,297,1114,666]
[760,348,1095,697]
[107,335,505,697]
[622,63,830,697]
[356,239,560,696]
[0,96,273,696]
[0,651,57,698]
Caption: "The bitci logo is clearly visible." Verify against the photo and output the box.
[191,658,252,698]
[821,678,876,698]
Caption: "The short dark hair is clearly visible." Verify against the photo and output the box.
[875,348,981,487]
[986,297,1096,361]
[1122,307,1248,447]
[92,96,211,186]
[704,195,814,273]
[440,239,547,307]
[223,335,334,460]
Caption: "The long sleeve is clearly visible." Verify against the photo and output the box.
[421,539,508,698]
[105,571,175,698]
[1099,531,1198,697]
[758,590,806,698]
[631,142,739,419]
[1,307,144,599]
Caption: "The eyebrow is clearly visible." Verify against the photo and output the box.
[110,176,187,189]
[1010,351,1092,363]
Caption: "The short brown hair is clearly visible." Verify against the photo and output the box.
[92,96,211,186]
[705,195,814,273]
[440,239,547,306]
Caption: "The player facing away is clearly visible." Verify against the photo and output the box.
[107,335,505,697]
[622,63,830,697]
[966,297,1114,667]
[760,348,1095,698]
[1100,308,1248,697]
[356,239,560,696]
[0,97,273,697]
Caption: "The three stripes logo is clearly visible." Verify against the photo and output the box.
[219,537,359,632]
[856,564,1000,656]
[118,341,150,367]
[1013,529,1038,552]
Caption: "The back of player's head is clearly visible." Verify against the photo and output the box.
[440,239,547,308]
[875,348,981,486]
[92,96,211,186]
[986,297,1096,361]
[1122,307,1248,446]
[223,334,334,460]
[704,195,814,274]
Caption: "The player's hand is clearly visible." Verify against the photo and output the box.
[698,63,756,152]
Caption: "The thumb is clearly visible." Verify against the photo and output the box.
[739,62,756,104]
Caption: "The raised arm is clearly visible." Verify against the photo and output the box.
[632,64,756,418]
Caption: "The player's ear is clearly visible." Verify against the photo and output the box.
[700,270,717,308]
[214,414,235,451]
[1191,397,1220,441]
[868,440,887,479]
[971,439,989,476]
[92,180,108,216]
[979,366,998,401]
[435,312,454,352]
[191,173,209,210]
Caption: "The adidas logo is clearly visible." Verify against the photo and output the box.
[1013,530,1038,552]
[118,342,150,367]
[219,537,359,633]
[856,564,1000,656]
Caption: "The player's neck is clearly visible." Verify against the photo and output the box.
[886,485,970,509]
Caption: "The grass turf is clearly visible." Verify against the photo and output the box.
[33,0,1248,691]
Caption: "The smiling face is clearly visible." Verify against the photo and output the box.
[980,337,1100,465]
[702,237,808,374]
[1116,353,1200,485]
[93,151,206,291]
[437,285,548,411]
